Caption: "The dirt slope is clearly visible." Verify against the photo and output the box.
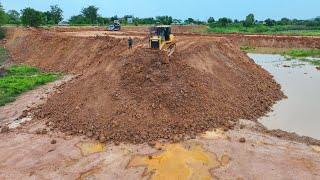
[6,29,284,144]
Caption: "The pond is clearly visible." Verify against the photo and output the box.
[248,53,320,139]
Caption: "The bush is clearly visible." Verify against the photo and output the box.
[0,27,5,39]
[21,8,44,27]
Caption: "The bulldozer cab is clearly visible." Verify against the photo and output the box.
[150,26,171,41]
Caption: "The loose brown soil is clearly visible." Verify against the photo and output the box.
[5,28,284,144]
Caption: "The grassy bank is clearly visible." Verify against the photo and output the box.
[0,65,60,106]
[207,24,320,36]
[240,46,320,68]
[283,49,320,58]
[0,46,10,65]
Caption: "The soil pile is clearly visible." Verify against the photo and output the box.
[6,29,284,144]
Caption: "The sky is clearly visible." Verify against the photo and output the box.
[2,0,320,21]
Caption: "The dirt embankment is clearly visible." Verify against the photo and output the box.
[5,29,284,144]
[178,33,320,49]
[233,34,320,49]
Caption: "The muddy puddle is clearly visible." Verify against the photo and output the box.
[249,53,320,139]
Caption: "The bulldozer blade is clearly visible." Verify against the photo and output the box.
[166,43,176,57]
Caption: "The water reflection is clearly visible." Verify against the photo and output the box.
[249,53,320,139]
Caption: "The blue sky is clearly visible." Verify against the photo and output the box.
[2,0,320,21]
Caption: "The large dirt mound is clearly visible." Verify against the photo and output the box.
[6,29,284,144]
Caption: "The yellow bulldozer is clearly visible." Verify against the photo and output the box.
[149,25,176,56]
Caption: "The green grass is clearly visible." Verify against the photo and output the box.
[283,49,320,58]
[240,46,256,52]
[0,65,60,106]
[0,46,10,65]
[206,24,320,36]
[299,58,320,66]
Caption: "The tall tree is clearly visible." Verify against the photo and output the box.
[21,8,44,27]
[7,10,20,24]
[81,6,99,24]
[0,3,7,39]
[49,5,63,24]
[243,13,255,27]
[207,17,215,24]
[0,3,7,25]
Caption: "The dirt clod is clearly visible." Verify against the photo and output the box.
[148,141,156,147]
[239,137,246,143]
[51,139,57,144]
[0,125,9,133]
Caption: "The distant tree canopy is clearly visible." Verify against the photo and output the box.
[43,5,63,24]
[69,5,99,25]
[0,3,7,26]
[21,8,44,27]
[81,5,99,24]
[155,16,173,25]
[244,13,255,27]
[265,18,276,27]
[217,17,232,27]
[0,3,7,39]
[207,17,215,24]
[7,10,20,24]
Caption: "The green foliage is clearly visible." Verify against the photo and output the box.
[7,10,20,24]
[81,5,99,24]
[207,17,215,24]
[240,46,256,52]
[299,58,320,66]
[43,5,63,24]
[265,18,276,27]
[243,14,255,27]
[216,17,232,27]
[69,15,88,25]
[0,65,60,106]
[0,3,7,25]
[21,8,44,27]
[69,5,99,25]
[0,46,9,65]
[155,16,173,25]
[207,23,320,36]
[284,49,320,58]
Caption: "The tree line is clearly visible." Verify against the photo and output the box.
[1,4,320,28]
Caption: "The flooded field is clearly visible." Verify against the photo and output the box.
[249,53,320,139]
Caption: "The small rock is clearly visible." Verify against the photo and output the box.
[86,131,93,137]
[99,135,106,143]
[239,137,246,143]
[316,67,320,71]
[148,155,153,160]
[114,141,120,146]
[0,126,9,133]
[283,65,290,68]
[36,129,42,134]
[148,141,156,147]
[51,139,57,144]
[41,129,48,134]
